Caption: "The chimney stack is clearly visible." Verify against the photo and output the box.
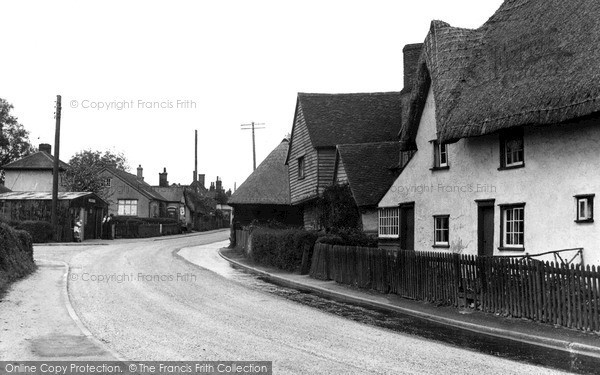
[137,165,143,180]
[159,167,168,187]
[198,174,205,189]
[216,176,222,192]
[39,143,52,154]
[403,43,424,90]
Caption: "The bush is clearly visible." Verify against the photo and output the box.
[0,222,36,294]
[250,228,319,272]
[8,220,53,243]
[317,228,378,248]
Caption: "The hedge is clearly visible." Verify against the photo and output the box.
[250,228,319,272]
[8,220,53,243]
[0,222,36,294]
[316,228,378,248]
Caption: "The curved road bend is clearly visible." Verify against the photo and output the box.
[64,230,567,374]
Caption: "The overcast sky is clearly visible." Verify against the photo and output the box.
[2,0,503,189]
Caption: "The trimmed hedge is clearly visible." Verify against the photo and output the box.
[8,220,53,243]
[316,228,378,248]
[250,228,319,272]
[0,222,36,294]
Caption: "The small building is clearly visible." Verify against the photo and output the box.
[229,139,302,227]
[151,168,192,226]
[333,141,403,234]
[2,143,69,192]
[378,0,600,265]
[99,165,168,218]
[0,191,108,241]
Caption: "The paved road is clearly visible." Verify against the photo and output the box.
[34,231,567,374]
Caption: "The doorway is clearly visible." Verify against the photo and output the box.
[400,203,415,251]
[477,200,495,257]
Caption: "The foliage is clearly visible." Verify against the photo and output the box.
[317,228,378,247]
[250,227,319,272]
[0,222,36,294]
[316,184,361,232]
[0,98,35,184]
[63,149,129,197]
[184,188,216,215]
[8,220,54,243]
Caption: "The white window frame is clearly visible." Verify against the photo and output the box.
[118,199,138,216]
[575,194,594,222]
[502,205,524,249]
[433,215,449,247]
[432,140,448,169]
[379,207,399,238]
[500,129,524,168]
[101,177,112,187]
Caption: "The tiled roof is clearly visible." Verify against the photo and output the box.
[401,0,600,148]
[298,92,402,148]
[0,191,105,203]
[2,151,69,170]
[229,139,291,205]
[151,186,184,202]
[104,167,167,201]
[336,141,400,207]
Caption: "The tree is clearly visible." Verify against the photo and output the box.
[0,98,35,183]
[63,149,128,196]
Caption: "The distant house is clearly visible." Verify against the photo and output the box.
[333,141,403,234]
[99,165,167,218]
[0,191,108,241]
[229,139,302,227]
[286,92,404,230]
[151,168,192,225]
[378,0,600,264]
[2,143,69,192]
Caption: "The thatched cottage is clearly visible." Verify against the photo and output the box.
[378,0,600,264]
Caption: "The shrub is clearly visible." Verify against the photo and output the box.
[8,220,53,243]
[0,222,36,294]
[317,228,378,248]
[250,228,319,272]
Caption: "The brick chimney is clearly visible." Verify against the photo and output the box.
[159,167,168,187]
[216,176,222,192]
[198,174,205,189]
[403,43,424,90]
[137,165,143,180]
[39,143,52,154]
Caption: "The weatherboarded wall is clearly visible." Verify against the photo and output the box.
[289,105,318,205]
[379,88,600,265]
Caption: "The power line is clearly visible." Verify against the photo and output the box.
[241,122,266,171]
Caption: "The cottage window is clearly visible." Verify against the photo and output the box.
[297,156,305,179]
[378,207,399,238]
[101,178,112,187]
[575,194,594,223]
[433,215,450,247]
[118,199,138,216]
[500,204,524,249]
[431,140,448,170]
[500,128,524,169]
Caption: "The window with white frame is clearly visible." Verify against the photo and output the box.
[500,128,524,168]
[501,204,524,249]
[432,140,448,169]
[379,207,399,237]
[433,215,449,247]
[575,194,594,223]
[118,199,138,216]
[101,177,112,187]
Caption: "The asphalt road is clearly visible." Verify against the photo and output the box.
[35,230,568,374]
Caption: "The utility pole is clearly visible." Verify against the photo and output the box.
[51,95,62,241]
[194,129,198,182]
[241,122,265,171]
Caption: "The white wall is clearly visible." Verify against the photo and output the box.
[379,88,600,265]
[4,170,66,191]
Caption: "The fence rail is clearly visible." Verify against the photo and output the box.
[309,243,600,332]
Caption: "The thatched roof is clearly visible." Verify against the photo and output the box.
[336,141,400,208]
[298,92,402,148]
[228,139,291,206]
[400,0,600,149]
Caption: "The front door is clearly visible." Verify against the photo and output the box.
[478,203,494,257]
[400,204,415,251]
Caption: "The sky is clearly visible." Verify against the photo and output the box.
[1,0,504,190]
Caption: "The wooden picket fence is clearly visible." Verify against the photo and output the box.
[309,243,600,332]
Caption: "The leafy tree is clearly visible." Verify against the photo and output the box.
[316,184,361,232]
[63,149,128,196]
[0,99,35,183]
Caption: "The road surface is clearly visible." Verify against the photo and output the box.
[28,230,568,374]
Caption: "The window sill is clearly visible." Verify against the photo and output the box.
[498,246,525,251]
[575,219,594,224]
[430,166,450,172]
[433,244,450,249]
[297,176,305,180]
[498,164,524,171]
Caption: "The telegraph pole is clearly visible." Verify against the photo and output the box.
[51,95,62,240]
[241,122,265,171]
